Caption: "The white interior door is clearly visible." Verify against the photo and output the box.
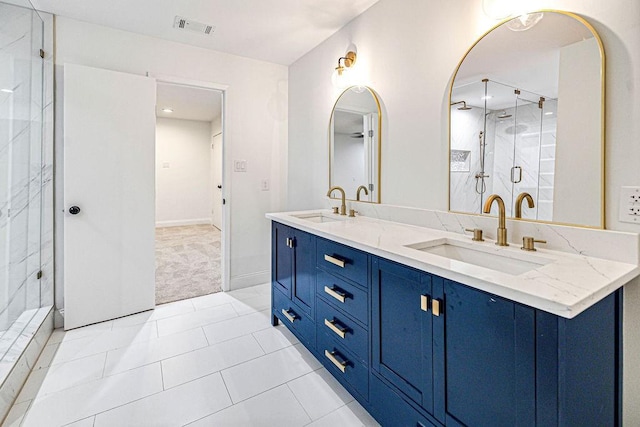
[211,133,223,230]
[63,64,156,330]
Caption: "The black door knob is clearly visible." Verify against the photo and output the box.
[69,206,81,215]
[217,185,222,189]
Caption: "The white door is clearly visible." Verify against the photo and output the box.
[63,64,156,330]
[211,133,223,230]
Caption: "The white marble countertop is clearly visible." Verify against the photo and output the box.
[267,210,640,319]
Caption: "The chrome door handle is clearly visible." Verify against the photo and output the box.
[511,166,522,183]
[281,308,296,323]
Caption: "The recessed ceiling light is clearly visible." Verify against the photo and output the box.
[481,96,493,100]
[1,88,13,93]
[162,108,174,113]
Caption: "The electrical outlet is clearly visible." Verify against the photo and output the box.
[260,179,269,191]
[619,186,640,224]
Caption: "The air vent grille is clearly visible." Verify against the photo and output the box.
[173,16,215,35]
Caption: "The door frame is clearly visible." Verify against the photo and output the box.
[148,73,230,293]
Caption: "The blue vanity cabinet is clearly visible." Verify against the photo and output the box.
[271,223,317,347]
[432,280,536,427]
[371,257,436,415]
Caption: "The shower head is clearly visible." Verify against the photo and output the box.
[451,101,472,110]
[497,111,512,119]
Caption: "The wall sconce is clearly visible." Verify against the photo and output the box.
[505,12,544,31]
[331,50,357,89]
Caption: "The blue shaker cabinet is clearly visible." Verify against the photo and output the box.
[270,222,621,427]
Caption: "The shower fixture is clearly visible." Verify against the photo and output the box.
[497,111,512,119]
[451,101,472,110]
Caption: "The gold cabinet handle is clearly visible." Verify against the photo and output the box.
[432,299,442,317]
[285,238,291,248]
[281,308,296,323]
[324,254,345,268]
[324,286,346,303]
[324,318,347,338]
[420,294,430,312]
[324,350,347,373]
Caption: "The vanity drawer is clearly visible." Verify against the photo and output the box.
[272,288,315,347]
[316,269,368,326]
[316,298,368,363]
[317,330,369,400]
[316,238,368,286]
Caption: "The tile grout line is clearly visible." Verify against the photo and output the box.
[285,382,314,423]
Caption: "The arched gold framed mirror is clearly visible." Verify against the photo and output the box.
[329,86,382,203]
[448,11,605,228]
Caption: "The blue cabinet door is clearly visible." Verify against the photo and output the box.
[272,222,293,298]
[292,229,316,315]
[372,258,434,414]
[433,280,535,427]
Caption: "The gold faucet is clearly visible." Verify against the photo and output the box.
[483,194,509,246]
[356,185,369,201]
[327,186,347,215]
[515,192,534,219]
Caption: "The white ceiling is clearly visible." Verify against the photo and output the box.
[30,0,380,65]
[156,83,222,122]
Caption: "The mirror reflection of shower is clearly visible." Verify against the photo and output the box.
[450,78,558,220]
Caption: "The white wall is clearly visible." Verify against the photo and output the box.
[287,0,640,423]
[156,118,212,227]
[54,16,288,301]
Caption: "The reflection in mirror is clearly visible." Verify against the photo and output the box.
[449,11,604,228]
[330,86,381,203]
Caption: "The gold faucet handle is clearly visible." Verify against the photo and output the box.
[332,207,339,214]
[348,209,358,217]
[521,236,547,251]
[465,228,484,242]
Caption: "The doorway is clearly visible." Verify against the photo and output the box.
[154,81,225,305]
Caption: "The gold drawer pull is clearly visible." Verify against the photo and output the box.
[324,318,347,338]
[324,350,347,373]
[324,254,345,268]
[281,308,296,323]
[324,286,346,303]
[432,299,442,317]
[420,294,429,312]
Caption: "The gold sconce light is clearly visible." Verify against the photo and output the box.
[332,51,357,89]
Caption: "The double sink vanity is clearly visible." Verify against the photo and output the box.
[269,9,640,427]
[267,207,639,427]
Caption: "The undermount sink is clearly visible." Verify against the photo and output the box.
[405,239,552,275]
[291,212,345,223]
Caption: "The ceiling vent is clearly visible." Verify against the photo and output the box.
[173,16,215,35]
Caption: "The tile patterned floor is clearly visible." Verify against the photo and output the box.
[3,284,380,426]
[155,225,222,305]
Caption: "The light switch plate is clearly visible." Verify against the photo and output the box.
[619,186,640,224]
[234,160,247,172]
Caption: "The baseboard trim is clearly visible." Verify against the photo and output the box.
[229,270,270,291]
[155,218,212,228]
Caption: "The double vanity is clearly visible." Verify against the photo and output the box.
[266,209,639,427]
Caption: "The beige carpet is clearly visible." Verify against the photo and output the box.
[155,224,222,305]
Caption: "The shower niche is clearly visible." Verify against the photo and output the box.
[450,79,558,221]
[448,11,604,228]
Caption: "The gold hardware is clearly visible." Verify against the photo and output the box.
[356,185,369,201]
[324,350,347,373]
[515,192,535,219]
[281,308,296,323]
[538,96,545,109]
[465,228,484,242]
[348,209,358,217]
[324,319,347,338]
[324,254,345,268]
[285,237,291,248]
[521,236,547,251]
[432,299,442,317]
[326,186,347,215]
[324,286,347,303]
[332,206,339,214]
[335,51,357,77]
[420,294,429,312]
[483,194,509,246]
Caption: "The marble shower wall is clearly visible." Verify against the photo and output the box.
[0,2,54,346]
